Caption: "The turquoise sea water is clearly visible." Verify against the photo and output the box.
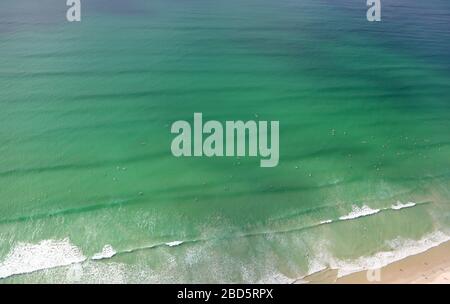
[0,0,449,283]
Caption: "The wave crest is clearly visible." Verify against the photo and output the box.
[92,245,117,260]
[339,205,381,220]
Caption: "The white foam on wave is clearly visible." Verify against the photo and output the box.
[256,271,293,284]
[0,238,86,279]
[317,201,420,227]
[92,245,117,260]
[307,231,450,279]
[391,201,416,210]
[165,241,184,247]
[339,205,380,220]
[307,258,329,279]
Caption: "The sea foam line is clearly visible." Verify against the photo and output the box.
[339,205,380,220]
[391,201,416,210]
[0,201,426,279]
[165,241,184,247]
[0,237,189,279]
[305,230,450,280]
[318,201,422,225]
[92,245,117,260]
[103,201,425,260]
[0,238,86,279]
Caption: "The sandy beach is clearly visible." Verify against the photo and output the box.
[302,240,450,284]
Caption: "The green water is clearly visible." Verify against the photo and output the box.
[0,0,449,283]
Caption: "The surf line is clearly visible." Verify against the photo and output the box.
[170,113,279,168]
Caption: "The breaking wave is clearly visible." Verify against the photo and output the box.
[0,238,86,279]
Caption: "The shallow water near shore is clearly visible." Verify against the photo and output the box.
[0,0,449,283]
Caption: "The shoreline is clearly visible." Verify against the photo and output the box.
[303,240,450,284]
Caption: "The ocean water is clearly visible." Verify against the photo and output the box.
[0,0,449,283]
